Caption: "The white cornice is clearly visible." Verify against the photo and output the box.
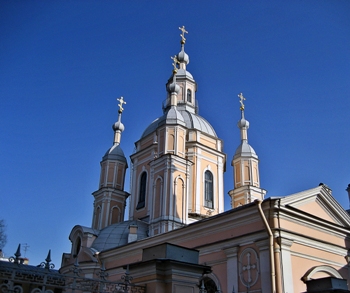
[291,250,346,267]
[278,230,348,258]
[278,206,350,236]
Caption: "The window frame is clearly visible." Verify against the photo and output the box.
[136,171,147,209]
[204,170,214,209]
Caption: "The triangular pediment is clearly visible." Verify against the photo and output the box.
[280,185,350,227]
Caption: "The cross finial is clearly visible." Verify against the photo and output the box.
[171,55,179,73]
[179,25,188,44]
[117,96,126,113]
[238,92,246,111]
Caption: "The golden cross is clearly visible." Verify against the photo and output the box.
[179,25,188,44]
[171,55,179,72]
[238,93,246,110]
[117,96,126,113]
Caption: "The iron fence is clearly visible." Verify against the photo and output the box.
[0,245,146,293]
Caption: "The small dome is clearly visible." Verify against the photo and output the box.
[177,49,189,64]
[238,118,249,129]
[103,144,127,163]
[91,220,148,251]
[112,121,125,132]
[167,80,180,94]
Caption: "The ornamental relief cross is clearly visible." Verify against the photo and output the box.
[239,248,260,288]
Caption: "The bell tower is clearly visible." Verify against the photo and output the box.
[229,93,266,208]
[92,97,129,230]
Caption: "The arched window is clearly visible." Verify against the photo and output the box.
[137,172,147,209]
[94,206,101,229]
[73,237,81,258]
[187,89,192,103]
[204,171,213,208]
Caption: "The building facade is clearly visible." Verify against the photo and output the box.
[60,27,350,293]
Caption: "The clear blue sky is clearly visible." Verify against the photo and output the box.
[1,1,349,267]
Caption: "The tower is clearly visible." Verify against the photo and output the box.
[92,97,129,230]
[129,27,226,236]
[229,93,266,208]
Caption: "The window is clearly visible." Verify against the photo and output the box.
[187,89,192,103]
[136,172,147,209]
[204,171,213,208]
[73,237,81,258]
[200,277,218,293]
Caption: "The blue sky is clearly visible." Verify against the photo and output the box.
[1,1,349,267]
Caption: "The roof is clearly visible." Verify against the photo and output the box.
[234,141,257,159]
[102,144,127,163]
[91,220,149,252]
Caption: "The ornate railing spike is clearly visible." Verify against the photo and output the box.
[39,249,55,269]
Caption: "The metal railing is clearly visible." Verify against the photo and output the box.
[0,245,146,293]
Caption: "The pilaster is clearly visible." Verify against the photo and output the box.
[224,246,239,293]
[256,239,272,293]
[277,237,294,293]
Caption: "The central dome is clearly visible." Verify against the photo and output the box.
[141,109,217,139]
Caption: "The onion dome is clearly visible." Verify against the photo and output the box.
[177,44,189,65]
[113,120,125,132]
[238,117,249,129]
[167,75,180,94]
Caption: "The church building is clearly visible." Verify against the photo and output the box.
[60,27,350,293]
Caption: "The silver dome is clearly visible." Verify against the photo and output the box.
[91,220,148,251]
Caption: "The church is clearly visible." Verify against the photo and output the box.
[60,27,350,293]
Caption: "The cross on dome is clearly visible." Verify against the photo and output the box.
[238,92,246,111]
[179,25,188,44]
[171,55,179,73]
[117,96,126,113]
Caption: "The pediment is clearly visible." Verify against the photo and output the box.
[280,185,350,227]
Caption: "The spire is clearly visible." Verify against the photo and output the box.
[234,93,256,159]
[237,93,249,143]
[177,26,189,70]
[112,97,126,146]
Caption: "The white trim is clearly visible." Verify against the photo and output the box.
[302,265,343,281]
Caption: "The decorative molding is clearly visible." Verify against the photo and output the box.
[301,265,343,282]
[239,247,260,288]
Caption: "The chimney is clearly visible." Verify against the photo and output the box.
[128,224,138,243]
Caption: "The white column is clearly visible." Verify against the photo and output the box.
[278,237,294,293]
[195,149,201,213]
